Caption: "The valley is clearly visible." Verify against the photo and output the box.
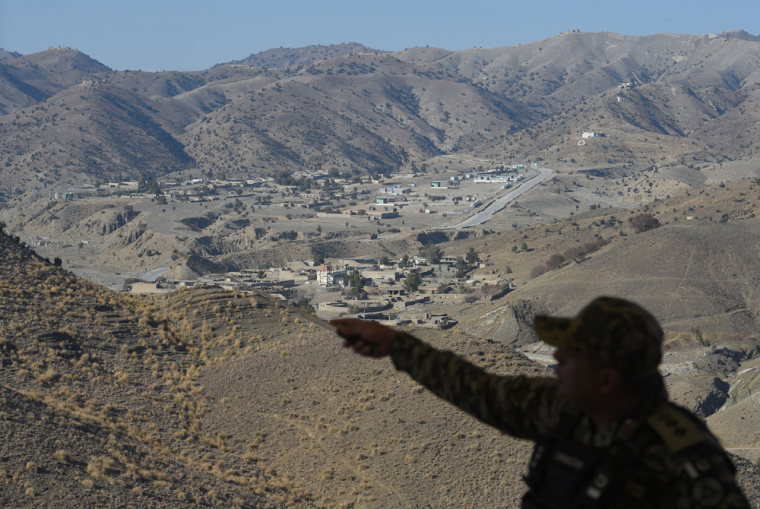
[3,29,760,507]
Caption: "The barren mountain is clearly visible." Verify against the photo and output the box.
[475,81,759,167]
[395,31,760,109]
[219,43,382,69]
[2,31,760,195]
[0,82,196,197]
[0,49,22,61]
[0,48,111,115]
[179,54,532,174]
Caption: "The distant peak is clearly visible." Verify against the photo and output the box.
[0,48,22,60]
[214,42,384,70]
[720,30,760,42]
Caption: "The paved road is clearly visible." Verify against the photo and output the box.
[139,266,171,281]
[448,168,554,229]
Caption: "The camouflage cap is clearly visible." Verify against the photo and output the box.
[534,297,663,378]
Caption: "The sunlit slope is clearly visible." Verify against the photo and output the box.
[199,326,549,509]
[448,179,760,344]
[510,219,760,333]
[0,230,311,507]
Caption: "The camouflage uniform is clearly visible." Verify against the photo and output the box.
[389,297,750,508]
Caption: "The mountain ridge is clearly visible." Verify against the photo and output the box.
[3,31,760,194]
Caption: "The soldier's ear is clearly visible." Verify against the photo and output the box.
[597,367,622,396]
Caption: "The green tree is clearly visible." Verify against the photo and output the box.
[140,177,161,196]
[465,247,478,265]
[379,255,390,266]
[296,296,316,314]
[691,326,709,346]
[314,254,325,265]
[455,257,467,271]
[400,254,409,267]
[437,282,448,294]
[419,242,443,264]
[520,242,528,251]
[404,273,421,293]
[511,245,518,252]
[346,270,367,299]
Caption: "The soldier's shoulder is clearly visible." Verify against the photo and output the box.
[643,401,712,454]
[630,403,749,508]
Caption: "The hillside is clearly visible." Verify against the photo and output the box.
[219,43,383,69]
[395,32,760,109]
[2,219,760,507]
[0,226,544,507]
[444,178,760,342]
[0,229,296,507]
[473,81,760,167]
[0,49,22,61]
[0,82,196,197]
[2,32,760,195]
[179,54,531,174]
[0,48,111,115]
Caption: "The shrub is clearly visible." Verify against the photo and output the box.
[545,254,565,270]
[630,213,660,233]
[54,450,72,462]
[530,265,548,279]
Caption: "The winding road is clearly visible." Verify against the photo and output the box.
[139,266,171,281]
[448,168,554,229]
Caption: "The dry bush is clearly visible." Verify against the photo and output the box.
[630,213,661,233]
[545,253,565,270]
[530,265,548,279]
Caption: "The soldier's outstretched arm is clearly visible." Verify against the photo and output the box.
[332,319,564,440]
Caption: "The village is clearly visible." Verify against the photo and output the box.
[20,157,544,331]
[47,159,535,220]
[130,249,515,330]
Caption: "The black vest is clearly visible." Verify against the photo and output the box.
[522,412,639,509]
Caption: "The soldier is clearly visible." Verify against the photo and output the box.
[332,296,750,508]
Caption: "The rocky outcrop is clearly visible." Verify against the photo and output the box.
[461,298,550,346]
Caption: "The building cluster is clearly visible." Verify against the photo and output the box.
[130,254,513,330]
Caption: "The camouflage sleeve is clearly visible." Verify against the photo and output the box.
[390,331,566,441]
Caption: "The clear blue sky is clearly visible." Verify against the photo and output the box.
[1,0,758,72]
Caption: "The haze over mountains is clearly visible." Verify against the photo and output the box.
[2,30,760,199]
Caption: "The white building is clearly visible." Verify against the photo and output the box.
[317,266,347,287]
[582,132,605,138]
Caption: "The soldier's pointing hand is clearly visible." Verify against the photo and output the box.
[331,318,396,358]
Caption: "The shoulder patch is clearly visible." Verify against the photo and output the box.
[646,404,704,453]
